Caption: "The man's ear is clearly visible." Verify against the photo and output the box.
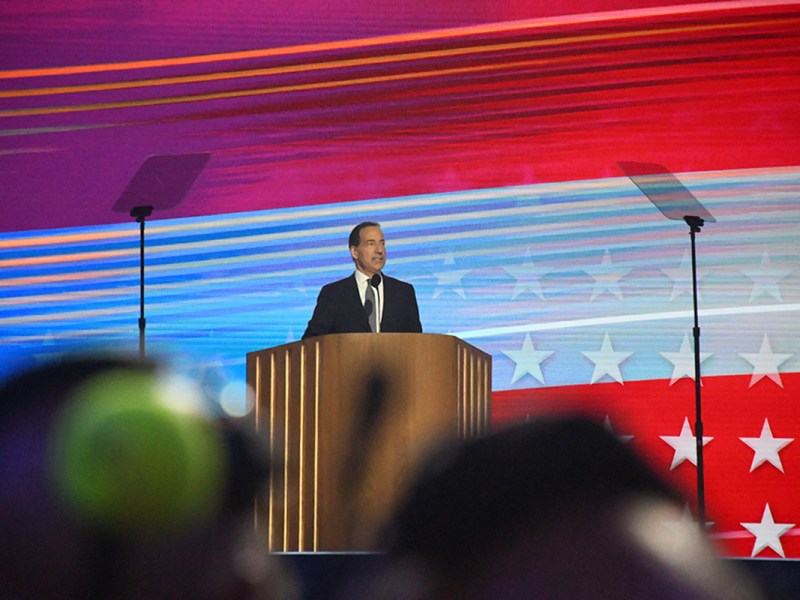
[350,246,358,260]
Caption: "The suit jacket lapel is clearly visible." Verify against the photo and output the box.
[379,274,396,329]
[347,273,372,331]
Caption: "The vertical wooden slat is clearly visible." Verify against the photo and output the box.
[282,349,290,550]
[469,351,476,436]
[252,354,263,530]
[312,339,321,551]
[457,345,463,438]
[484,354,492,429]
[267,352,276,548]
[297,345,307,552]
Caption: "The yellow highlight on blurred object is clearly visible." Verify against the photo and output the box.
[48,369,226,534]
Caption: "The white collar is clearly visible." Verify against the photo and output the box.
[355,270,382,286]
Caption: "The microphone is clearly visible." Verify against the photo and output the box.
[370,273,382,332]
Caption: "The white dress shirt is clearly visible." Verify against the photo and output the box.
[354,270,384,331]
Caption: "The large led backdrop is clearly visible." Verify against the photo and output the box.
[2,1,799,560]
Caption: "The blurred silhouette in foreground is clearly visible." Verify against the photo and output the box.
[354,415,763,600]
[0,354,295,600]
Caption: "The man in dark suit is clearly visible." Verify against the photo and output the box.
[302,221,422,339]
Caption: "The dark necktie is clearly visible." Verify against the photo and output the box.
[365,282,377,332]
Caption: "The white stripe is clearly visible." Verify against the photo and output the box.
[456,303,800,340]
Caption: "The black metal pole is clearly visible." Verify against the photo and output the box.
[131,206,153,361]
[685,215,705,529]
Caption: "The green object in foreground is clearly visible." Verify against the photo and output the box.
[49,369,225,533]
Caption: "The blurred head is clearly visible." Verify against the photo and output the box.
[0,354,285,600]
[349,221,385,276]
[359,415,762,600]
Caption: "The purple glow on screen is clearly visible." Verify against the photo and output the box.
[2,1,797,233]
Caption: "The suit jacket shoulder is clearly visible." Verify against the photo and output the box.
[380,274,423,334]
[302,274,370,339]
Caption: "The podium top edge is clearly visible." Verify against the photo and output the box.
[245,332,488,356]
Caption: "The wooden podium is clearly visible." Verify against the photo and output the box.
[246,333,491,552]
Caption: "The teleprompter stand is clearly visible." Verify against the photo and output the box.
[618,161,716,528]
[113,153,210,359]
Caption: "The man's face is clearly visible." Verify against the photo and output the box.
[351,226,386,276]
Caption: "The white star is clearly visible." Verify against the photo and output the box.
[504,249,551,300]
[581,333,632,384]
[660,504,714,543]
[662,250,706,302]
[585,249,631,300]
[742,252,792,302]
[741,504,795,558]
[739,334,793,388]
[432,253,470,299]
[661,504,699,536]
[603,415,633,443]
[660,417,713,470]
[740,419,794,473]
[659,333,712,386]
[502,333,554,385]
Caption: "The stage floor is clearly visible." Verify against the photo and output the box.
[276,553,800,600]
